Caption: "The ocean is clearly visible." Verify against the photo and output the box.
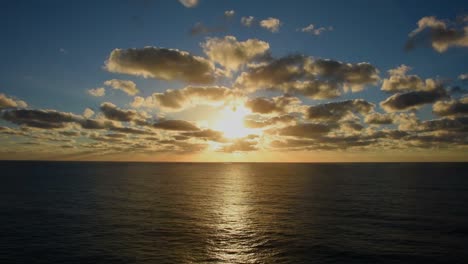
[1,161,467,263]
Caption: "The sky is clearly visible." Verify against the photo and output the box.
[0,0,467,162]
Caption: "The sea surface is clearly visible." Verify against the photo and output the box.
[1,161,468,264]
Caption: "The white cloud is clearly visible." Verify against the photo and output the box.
[241,16,255,27]
[299,24,333,35]
[178,0,198,8]
[87,87,106,97]
[260,17,281,32]
[224,10,235,18]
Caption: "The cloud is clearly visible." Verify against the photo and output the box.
[364,112,394,125]
[244,114,296,128]
[306,99,374,121]
[459,73,468,81]
[179,0,198,8]
[241,16,255,27]
[406,16,468,52]
[134,86,235,111]
[105,47,215,84]
[0,93,27,109]
[224,10,235,18]
[260,17,281,32]
[235,55,379,97]
[201,36,270,72]
[87,87,105,97]
[1,109,80,129]
[419,116,468,132]
[104,79,139,96]
[100,102,138,122]
[83,108,95,118]
[380,87,448,112]
[299,24,333,35]
[152,120,200,131]
[433,97,468,116]
[270,123,337,138]
[245,95,301,114]
[180,129,226,142]
[219,137,258,152]
[382,65,438,93]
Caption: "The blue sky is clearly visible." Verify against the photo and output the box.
[0,0,467,161]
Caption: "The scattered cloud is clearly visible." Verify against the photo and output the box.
[0,93,27,109]
[382,65,438,93]
[202,36,270,72]
[241,16,255,27]
[152,119,200,131]
[235,55,379,97]
[87,87,106,97]
[406,16,468,52]
[244,114,295,128]
[178,0,198,8]
[105,47,215,84]
[298,24,333,35]
[224,10,235,18]
[433,98,468,116]
[270,123,337,138]
[380,87,448,112]
[104,79,139,96]
[245,95,301,114]
[306,99,374,121]
[364,112,394,125]
[100,102,138,122]
[260,17,281,32]
[133,86,236,111]
[459,73,468,81]
[83,108,95,119]
[219,137,258,152]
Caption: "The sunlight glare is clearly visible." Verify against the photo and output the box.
[212,105,255,139]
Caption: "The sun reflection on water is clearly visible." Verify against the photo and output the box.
[208,164,263,263]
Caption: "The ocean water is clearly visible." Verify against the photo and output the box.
[1,162,468,264]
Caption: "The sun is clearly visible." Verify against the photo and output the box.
[212,105,256,139]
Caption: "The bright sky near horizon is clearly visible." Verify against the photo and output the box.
[0,0,467,161]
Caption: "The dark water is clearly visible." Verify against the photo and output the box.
[1,162,468,264]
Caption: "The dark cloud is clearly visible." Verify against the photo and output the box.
[1,109,79,129]
[420,116,468,132]
[235,55,379,97]
[100,102,138,122]
[105,47,215,84]
[380,88,448,112]
[245,95,301,114]
[270,123,337,138]
[152,120,200,131]
[306,99,374,121]
[433,98,468,116]
[406,16,468,53]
